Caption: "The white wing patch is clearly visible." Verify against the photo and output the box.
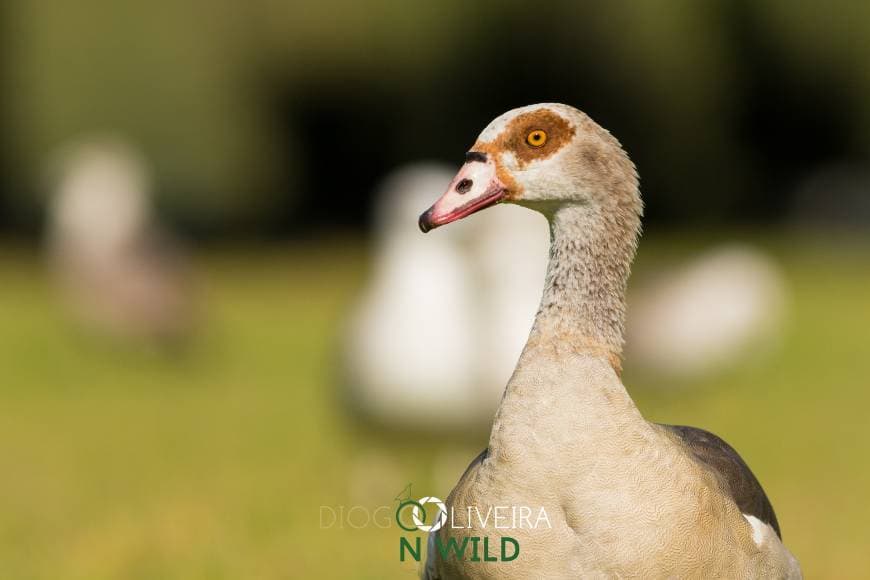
[744,514,769,546]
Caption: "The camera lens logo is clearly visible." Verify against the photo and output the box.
[396,496,448,532]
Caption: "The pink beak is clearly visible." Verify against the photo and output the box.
[419,153,507,233]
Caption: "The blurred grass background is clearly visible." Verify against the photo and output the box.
[0,234,868,579]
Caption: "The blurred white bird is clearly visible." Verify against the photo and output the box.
[343,164,481,430]
[626,245,788,380]
[343,163,549,431]
[467,204,548,398]
[46,136,195,349]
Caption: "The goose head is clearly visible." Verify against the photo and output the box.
[419,103,641,232]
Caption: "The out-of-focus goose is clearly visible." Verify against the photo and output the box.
[627,244,787,380]
[468,204,548,398]
[418,104,801,579]
[46,137,194,349]
[344,164,550,432]
[343,164,482,430]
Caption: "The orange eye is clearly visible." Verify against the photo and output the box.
[526,129,548,147]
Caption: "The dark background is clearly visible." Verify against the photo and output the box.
[2,1,868,238]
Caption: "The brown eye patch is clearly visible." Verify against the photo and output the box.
[502,109,575,165]
[468,108,577,199]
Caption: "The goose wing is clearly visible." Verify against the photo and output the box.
[662,424,781,538]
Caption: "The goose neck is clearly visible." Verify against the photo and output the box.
[522,202,638,373]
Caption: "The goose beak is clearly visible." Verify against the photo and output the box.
[419,154,507,233]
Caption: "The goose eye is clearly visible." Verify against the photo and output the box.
[526,129,548,147]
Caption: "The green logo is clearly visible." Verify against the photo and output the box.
[395,496,448,532]
[395,484,522,564]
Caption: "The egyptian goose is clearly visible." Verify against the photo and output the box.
[418,104,801,578]
[47,137,194,349]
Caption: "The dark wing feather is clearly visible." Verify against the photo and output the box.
[662,424,781,538]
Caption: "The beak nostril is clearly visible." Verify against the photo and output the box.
[456,179,473,194]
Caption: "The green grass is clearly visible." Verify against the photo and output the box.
[0,234,868,579]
